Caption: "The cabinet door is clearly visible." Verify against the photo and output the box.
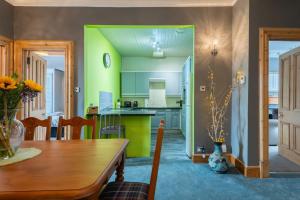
[135,72,149,96]
[151,111,166,130]
[121,72,136,96]
[171,111,180,129]
[165,72,181,96]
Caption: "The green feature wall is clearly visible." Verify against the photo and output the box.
[84,26,121,137]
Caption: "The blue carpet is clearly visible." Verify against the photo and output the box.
[123,160,300,200]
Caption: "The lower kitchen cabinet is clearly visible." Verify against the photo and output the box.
[151,109,181,131]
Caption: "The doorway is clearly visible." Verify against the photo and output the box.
[259,28,300,178]
[84,25,195,163]
[14,40,74,139]
[268,41,300,173]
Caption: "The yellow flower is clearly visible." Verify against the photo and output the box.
[0,76,17,90]
[24,80,43,92]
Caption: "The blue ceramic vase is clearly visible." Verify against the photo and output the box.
[208,142,229,173]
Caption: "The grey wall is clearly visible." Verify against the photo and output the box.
[0,0,14,38]
[247,0,300,165]
[13,7,232,153]
[232,0,249,165]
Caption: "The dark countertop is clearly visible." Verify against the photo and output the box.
[87,108,156,116]
[125,107,182,110]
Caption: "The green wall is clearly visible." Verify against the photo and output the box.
[84,26,121,138]
[84,26,121,114]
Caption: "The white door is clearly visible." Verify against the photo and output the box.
[23,51,47,140]
[279,47,300,165]
[0,44,8,76]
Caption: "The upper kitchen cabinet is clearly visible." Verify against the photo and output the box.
[121,72,136,96]
[121,72,182,97]
[164,72,181,96]
[135,72,150,96]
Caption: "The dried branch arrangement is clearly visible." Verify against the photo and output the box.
[207,66,232,143]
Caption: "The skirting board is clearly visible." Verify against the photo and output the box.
[192,154,260,178]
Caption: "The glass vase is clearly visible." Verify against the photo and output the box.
[0,109,24,160]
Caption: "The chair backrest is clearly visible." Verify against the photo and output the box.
[21,116,52,141]
[148,120,165,200]
[57,116,96,140]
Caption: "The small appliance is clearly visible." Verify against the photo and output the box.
[133,101,138,108]
[124,101,132,108]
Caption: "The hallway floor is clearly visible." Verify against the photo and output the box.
[122,131,300,200]
[269,146,300,172]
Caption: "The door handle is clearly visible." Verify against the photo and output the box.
[278,112,284,118]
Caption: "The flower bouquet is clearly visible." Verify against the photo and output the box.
[0,74,42,159]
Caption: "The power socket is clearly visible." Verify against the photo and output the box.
[74,87,80,93]
[200,85,206,92]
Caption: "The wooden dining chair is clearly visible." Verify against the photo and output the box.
[21,116,52,141]
[99,120,165,200]
[57,116,96,140]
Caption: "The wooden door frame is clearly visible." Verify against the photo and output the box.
[14,40,74,121]
[259,27,300,178]
[0,35,13,75]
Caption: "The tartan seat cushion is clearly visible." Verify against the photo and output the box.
[99,182,149,200]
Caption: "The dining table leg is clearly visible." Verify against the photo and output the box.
[115,152,125,182]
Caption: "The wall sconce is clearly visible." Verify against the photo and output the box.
[211,39,218,56]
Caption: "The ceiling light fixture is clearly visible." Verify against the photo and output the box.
[152,41,159,48]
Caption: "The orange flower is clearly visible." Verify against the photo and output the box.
[0,76,17,90]
[24,80,43,92]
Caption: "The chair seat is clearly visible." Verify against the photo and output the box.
[99,182,149,200]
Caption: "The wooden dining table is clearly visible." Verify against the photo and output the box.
[0,139,129,200]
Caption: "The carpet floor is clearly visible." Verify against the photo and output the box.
[124,161,300,200]
[120,131,300,200]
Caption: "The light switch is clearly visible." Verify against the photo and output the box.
[200,85,206,92]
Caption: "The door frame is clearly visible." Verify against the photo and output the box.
[14,40,74,121]
[0,35,13,75]
[259,27,300,178]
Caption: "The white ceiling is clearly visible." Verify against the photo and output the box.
[5,0,237,7]
[99,27,193,57]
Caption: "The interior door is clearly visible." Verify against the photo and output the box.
[23,51,47,140]
[0,44,8,76]
[279,47,300,165]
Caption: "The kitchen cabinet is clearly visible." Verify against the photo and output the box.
[121,72,136,96]
[151,109,181,131]
[164,72,181,96]
[170,110,180,129]
[151,111,166,130]
[121,72,182,97]
[135,73,149,96]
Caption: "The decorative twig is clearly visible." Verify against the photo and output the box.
[207,67,232,143]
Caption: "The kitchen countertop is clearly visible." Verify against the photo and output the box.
[124,107,182,110]
[87,108,156,116]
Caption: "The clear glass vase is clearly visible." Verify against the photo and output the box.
[0,109,24,160]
